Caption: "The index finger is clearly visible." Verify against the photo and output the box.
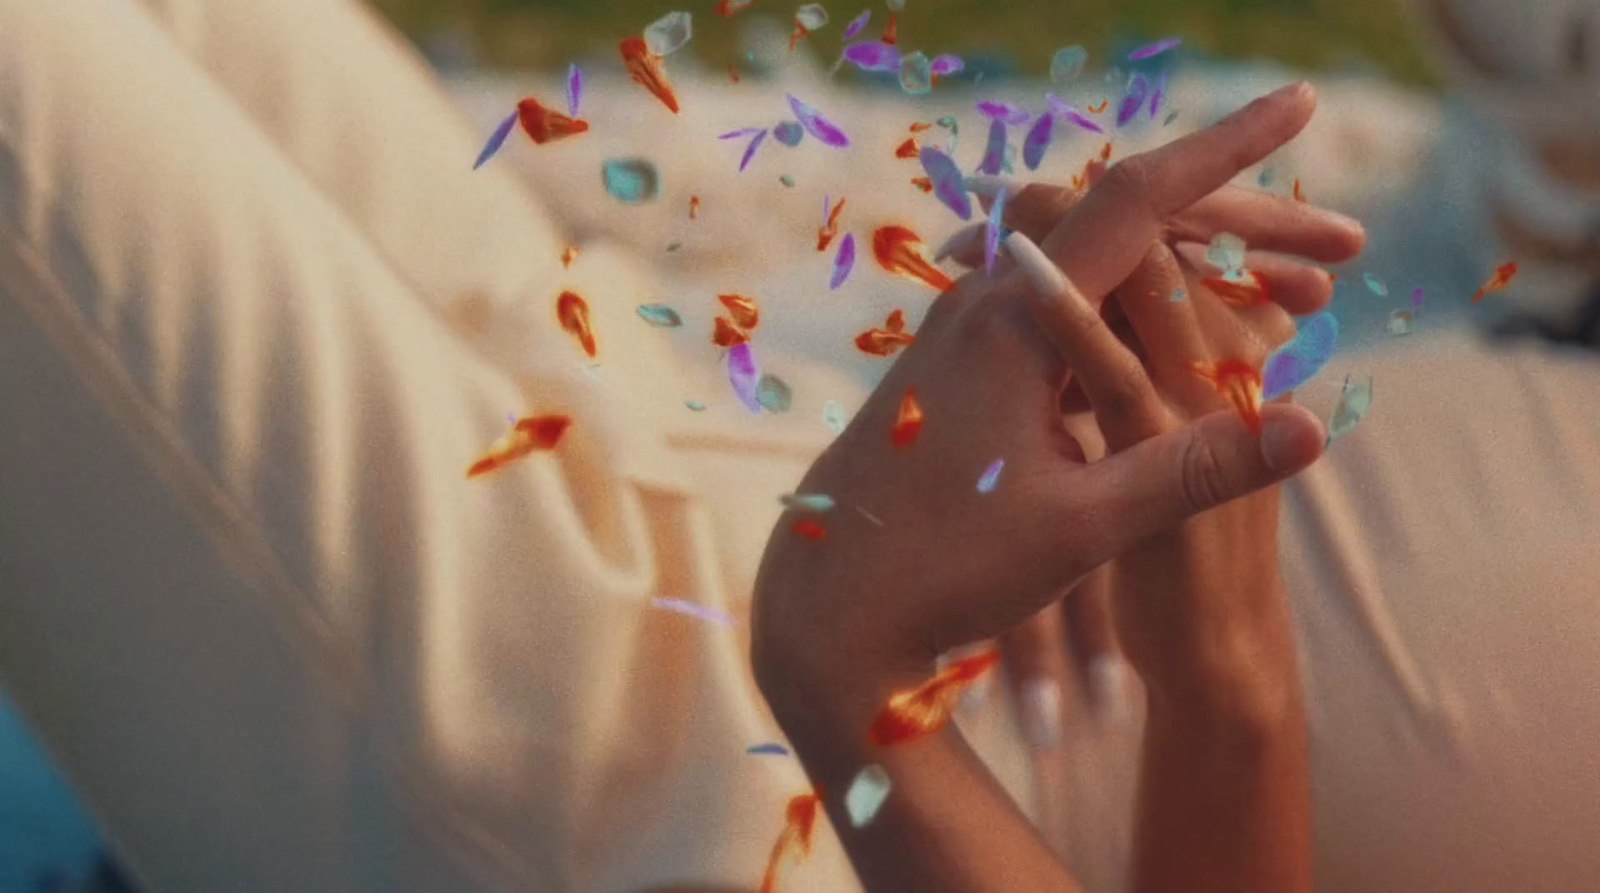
[1042,81,1318,302]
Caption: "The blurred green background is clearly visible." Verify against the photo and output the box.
[370,0,1437,85]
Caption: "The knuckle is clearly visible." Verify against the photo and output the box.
[1103,356,1155,415]
[1178,431,1234,514]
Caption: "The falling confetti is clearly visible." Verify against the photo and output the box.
[890,388,924,447]
[977,458,1004,493]
[1258,167,1276,188]
[516,97,589,145]
[635,304,684,327]
[557,291,598,357]
[650,597,736,625]
[1022,112,1056,170]
[1411,286,1426,309]
[881,11,898,43]
[788,94,852,147]
[1203,271,1272,306]
[779,174,797,188]
[978,119,1007,176]
[1387,309,1414,336]
[791,3,829,47]
[713,316,751,347]
[929,54,965,80]
[843,41,901,71]
[714,0,755,14]
[976,100,1031,125]
[824,400,848,434]
[855,309,915,356]
[473,112,518,170]
[873,226,955,290]
[738,129,770,172]
[685,400,707,411]
[894,137,920,159]
[1205,232,1247,278]
[1148,69,1168,119]
[1047,94,1105,134]
[1293,178,1307,203]
[561,245,579,267]
[846,765,893,828]
[818,197,847,251]
[644,11,694,55]
[1327,375,1373,443]
[758,374,794,412]
[1117,73,1150,127]
[602,158,661,203]
[729,342,763,413]
[985,185,1007,275]
[747,742,791,755]
[868,648,1001,746]
[781,493,837,512]
[1471,261,1518,302]
[466,415,572,479]
[792,519,827,540]
[918,148,972,220]
[831,233,858,290]
[1262,311,1338,400]
[1128,36,1182,60]
[909,175,933,193]
[565,63,584,116]
[759,792,823,893]
[620,37,681,113]
[1189,359,1265,434]
[1363,273,1388,297]
[842,9,871,39]
[774,120,805,146]
[899,51,933,94]
[718,293,761,330]
[1050,45,1088,82]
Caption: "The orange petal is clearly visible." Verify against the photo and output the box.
[718,293,760,330]
[1087,100,1108,113]
[690,195,700,220]
[712,316,750,347]
[1292,178,1306,204]
[759,792,823,893]
[868,648,1000,746]
[872,225,955,292]
[729,63,742,83]
[881,12,898,44]
[885,309,906,333]
[910,176,933,193]
[816,197,847,251]
[1471,261,1518,303]
[561,245,579,268]
[516,98,590,145]
[1188,359,1264,434]
[620,37,681,114]
[854,329,915,357]
[1099,141,1113,161]
[890,388,924,447]
[909,122,933,133]
[466,414,573,479]
[792,520,827,541]
[1202,271,1272,307]
[894,137,920,159]
[556,291,597,357]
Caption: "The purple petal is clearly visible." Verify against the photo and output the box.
[650,597,737,626]
[976,458,1005,493]
[830,233,857,290]
[738,129,769,172]
[718,126,765,140]
[1048,95,1105,134]
[1148,70,1167,120]
[1128,37,1182,61]
[566,63,583,117]
[473,111,518,170]
[985,187,1006,275]
[978,118,1007,176]
[1022,112,1054,170]
[746,742,792,755]
[1411,286,1426,309]
[787,94,851,148]
[728,342,763,414]
[1262,311,1339,400]
[1118,74,1150,127]
[842,41,901,72]
[822,194,831,224]
[842,9,871,40]
[929,54,965,77]
[975,100,1031,127]
[918,147,972,220]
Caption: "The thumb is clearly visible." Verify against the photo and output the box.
[1090,401,1325,543]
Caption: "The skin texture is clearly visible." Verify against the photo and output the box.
[751,83,1341,893]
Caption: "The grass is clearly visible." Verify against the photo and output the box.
[369,0,1438,87]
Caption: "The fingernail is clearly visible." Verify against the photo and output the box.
[1021,677,1062,750]
[967,175,1022,202]
[1260,414,1303,473]
[1088,654,1128,721]
[1004,230,1068,299]
[933,223,985,262]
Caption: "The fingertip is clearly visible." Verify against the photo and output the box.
[1259,402,1325,475]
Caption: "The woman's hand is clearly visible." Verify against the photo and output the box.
[749,82,1330,893]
